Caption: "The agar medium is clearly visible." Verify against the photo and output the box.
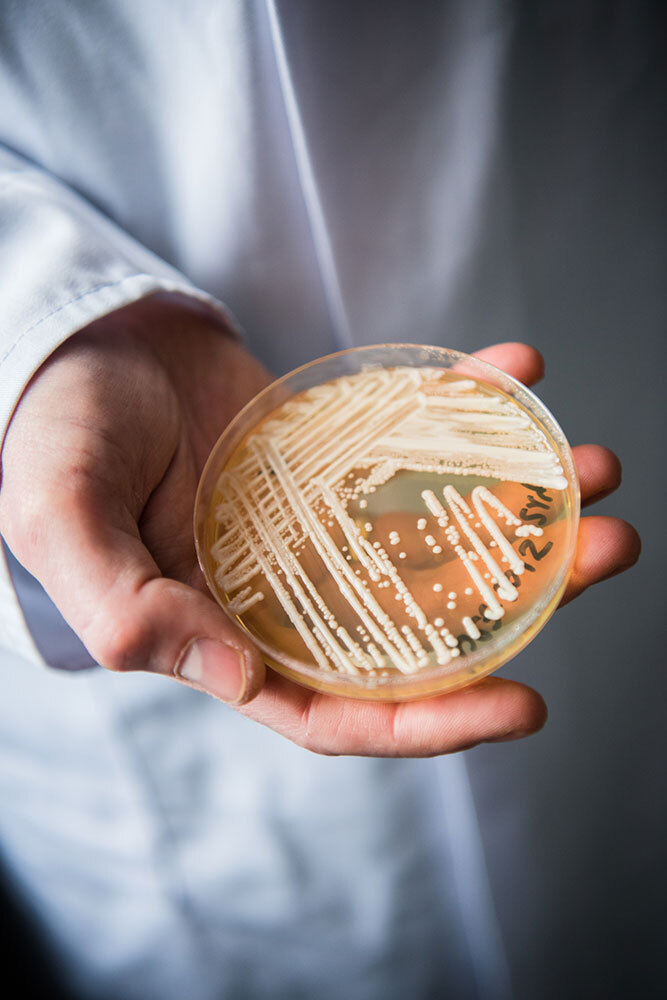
[195,345,579,701]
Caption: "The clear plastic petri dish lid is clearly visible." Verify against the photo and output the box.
[194,344,580,701]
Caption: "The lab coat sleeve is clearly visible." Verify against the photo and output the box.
[0,144,235,667]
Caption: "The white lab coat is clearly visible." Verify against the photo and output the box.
[0,3,664,998]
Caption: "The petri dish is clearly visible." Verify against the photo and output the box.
[195,345,579,701]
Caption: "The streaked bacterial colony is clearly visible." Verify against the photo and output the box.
[208,367,573,677]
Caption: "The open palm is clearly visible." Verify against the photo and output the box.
[0,294,640,756]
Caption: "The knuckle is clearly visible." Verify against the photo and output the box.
[297,702,324,755]
[87,613,153,673]
[300,735,336,757]
[296,703,333,756]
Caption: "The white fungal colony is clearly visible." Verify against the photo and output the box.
[210,367,570,676]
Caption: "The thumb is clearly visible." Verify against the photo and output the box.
[2,480,265,705]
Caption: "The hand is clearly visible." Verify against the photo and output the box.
[0,298,640,755]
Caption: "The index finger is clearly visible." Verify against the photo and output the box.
[240,672,547,757]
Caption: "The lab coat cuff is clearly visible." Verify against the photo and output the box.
[0,271,238,451]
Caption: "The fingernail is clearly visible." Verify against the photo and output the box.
[176,638,247,704]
